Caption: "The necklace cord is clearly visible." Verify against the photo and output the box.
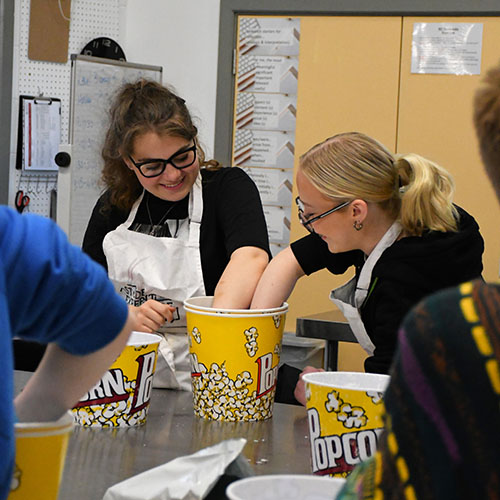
[146,194,177,236]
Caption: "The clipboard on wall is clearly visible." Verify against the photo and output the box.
[16,95,61,171]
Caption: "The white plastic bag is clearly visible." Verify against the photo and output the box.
[102,438,247,500]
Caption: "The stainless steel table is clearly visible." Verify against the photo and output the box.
[296,310,356,371]
[15,372,311,500]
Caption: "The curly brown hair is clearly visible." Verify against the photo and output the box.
[100,79,219,211]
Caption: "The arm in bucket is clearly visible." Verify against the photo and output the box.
[212,246,269,309]
[250,246,305,309]
[14,309,136,423]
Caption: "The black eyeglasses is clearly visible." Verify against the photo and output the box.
[295,196,351,234]
[129,144,197,178]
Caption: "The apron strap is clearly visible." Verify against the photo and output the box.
[123,192,144,226]
[188,173,203,245]
[355,220,402,308]
[330,219,403,355]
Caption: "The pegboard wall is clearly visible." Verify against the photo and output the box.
[9,0,125,217]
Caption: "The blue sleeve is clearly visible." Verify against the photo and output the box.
[1,207,128,355]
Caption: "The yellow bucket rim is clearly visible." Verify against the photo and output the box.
[302,371,390,392]
[127,331,162,347]
[15,410,74,437]
[184,296,288,316]
[184,307,287,318]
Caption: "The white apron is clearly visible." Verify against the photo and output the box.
[329,221,402,355]
[103,174,205,391]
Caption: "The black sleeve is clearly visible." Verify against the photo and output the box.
[291,233,363,275]
[362,279,419,374]
[215,167,271,259]
[275,364,302,405]
[81,192,128,271]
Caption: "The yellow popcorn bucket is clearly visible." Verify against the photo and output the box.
[184,296,288,422]
[72,331,161,427]
[9,411,74,500]
[303,371,390,478]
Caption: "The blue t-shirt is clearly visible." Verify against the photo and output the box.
[0,207,128,499]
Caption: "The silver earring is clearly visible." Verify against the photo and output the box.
[353,221,363,231]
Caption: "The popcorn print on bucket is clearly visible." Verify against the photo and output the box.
[366,390,384,405]
[324,389,368,429]
[72,347,157,427]
[191,327,202,345]
[244,327,259,357]
[73,375,149,427]
[190,353,275,421]
[273,314,282,329]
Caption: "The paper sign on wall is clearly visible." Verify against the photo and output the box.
[235,16,301,248]
[411,22,483,75]
[264,205,291,245]
[236,93,297,131]
[237,56,299,94]
[234,130,294,169]
[239,17,300,56]
[270,243,286,258]
[243,167,293,206]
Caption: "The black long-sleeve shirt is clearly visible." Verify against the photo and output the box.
[82,167,271,295]
[291,206,484,373]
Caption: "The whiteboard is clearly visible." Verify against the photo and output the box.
[58,55,162,246]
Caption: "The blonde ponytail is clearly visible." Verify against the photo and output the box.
[395,154,458,236]
[299,132,459,237]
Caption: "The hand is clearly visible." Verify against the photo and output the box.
[131,300,176,333]
[294,365,325,406]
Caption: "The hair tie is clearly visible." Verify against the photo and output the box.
[393,157,410,194]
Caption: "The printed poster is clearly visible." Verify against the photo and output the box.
[233,130,294,169]
[236,93,297,131]
[242,167,293,207]
[237,55,299,94]
[239,17,300,56]
[411,22,483,75]
[264,205,291,246]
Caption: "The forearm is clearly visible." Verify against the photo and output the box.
[212,246,269,309]
[14,311,136,422]
[250,246,305,309]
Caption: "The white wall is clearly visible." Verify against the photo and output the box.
[123,0,221,158]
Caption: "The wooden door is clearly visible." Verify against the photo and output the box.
[292,16,403,369]
[398,16,500,283]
